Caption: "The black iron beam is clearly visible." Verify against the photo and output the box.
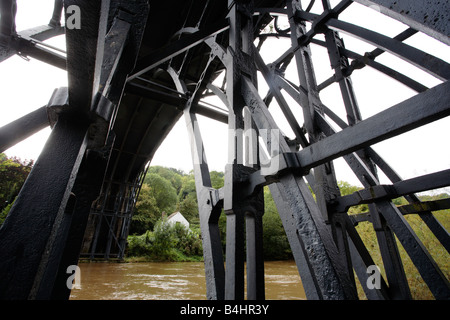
[375,200,450,299]
[345,215,390,299]
[252,44,309,147]
[352,0,450,46]
[398,198,450,215]
[224,0,251,301]
[0,0,148,299]
[296,11,450,80]
[193,103,229,124]
[129,20,230,80]
[0,106,49,153]
[296,81,450,172]
[312,36,428,93]
[351,198,450,220]
[16,37,66,70]
[0,115,89,299]
[339,45,429,93]
[0,25,64,64]
[334,169,450,212]
[243,80,450,196]
[315,103,450,253]
[295,0,353,47]
[185,111,226,300]
[242,74,357,299]
[311,100,449,254]
[315,108,449,299]
[325,18,450,81]
[125,81,187,107]
[21,25,64,42]
[87,0,150,260]
[242,69,450,298]
[222,0,268,301]
[272,36,430,94]
[64,0,110,118]
[168,58,226,299]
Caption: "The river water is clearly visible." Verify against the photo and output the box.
[69,260,306,300]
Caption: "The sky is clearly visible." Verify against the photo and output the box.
[1,0,449,194]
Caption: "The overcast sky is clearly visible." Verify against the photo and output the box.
[1,0,449,194]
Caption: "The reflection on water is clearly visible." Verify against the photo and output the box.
[69,260,306,300]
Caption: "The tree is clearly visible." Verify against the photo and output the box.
[178,193,199,225]
[145,172,178,214]
[130,183,160,234]
[210,171,224,189]
[262,187,292,260]
[0,153,33,217]
[337,180,361,196]
[131,170,179,234]
[176,174,198,220]
[178,173,196,202]
[147,166,183,194]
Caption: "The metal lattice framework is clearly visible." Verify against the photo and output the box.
[0,0,449,300]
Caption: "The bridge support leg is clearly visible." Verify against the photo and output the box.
[185,111,226,300]
[223,0,265,300]
[0,115,89,299]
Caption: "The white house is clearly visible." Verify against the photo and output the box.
[166,211,190,229]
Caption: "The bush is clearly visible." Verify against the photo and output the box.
[0,201,13,225]
[127,231,154,257]
[126,218,203,261]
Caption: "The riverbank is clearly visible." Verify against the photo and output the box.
[124,254,203,263]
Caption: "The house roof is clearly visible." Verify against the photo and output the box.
[167,211,181,220]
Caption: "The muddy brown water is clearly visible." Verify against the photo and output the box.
[69,260,306,300]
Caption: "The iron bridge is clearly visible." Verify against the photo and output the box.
[0,0,449,300]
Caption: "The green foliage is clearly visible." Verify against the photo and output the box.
[0,201,14,225]
[0,153,33,204]
[178,193,199,224]
[262,187,292,260]
[177,173,196,202]
[144,172,178,214]
[0,153,33,225]
[133,167,226,235]
[130,183,160,234]
[132,168,198,235]
[126,218,203,262]
[210,171,225,189]
[147,166,183,193]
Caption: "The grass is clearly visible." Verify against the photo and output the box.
[354,208,449,299]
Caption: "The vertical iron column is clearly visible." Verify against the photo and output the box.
[224,0,265,300]
[185,108,226,300]
[243,108,265,300]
